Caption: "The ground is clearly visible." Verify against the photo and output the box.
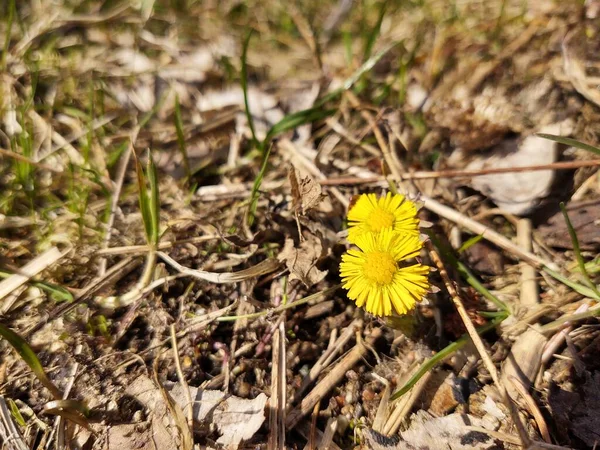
[1,1,600,449]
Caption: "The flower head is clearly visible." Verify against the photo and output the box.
[347,192,419,244]
[340,228,429,317]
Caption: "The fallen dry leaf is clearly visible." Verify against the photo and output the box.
[364,411,497,450]
[167,383,268,449]
[538,199,600,250]
[548,371,600,447]
[451,121,573,215]
[288,165,325,215]
[111,376,191,450]
[277,232,327,287]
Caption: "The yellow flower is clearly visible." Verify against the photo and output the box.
[340,229,429,317]
[347,192,419,244]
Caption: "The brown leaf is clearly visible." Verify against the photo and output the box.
[111,376,190,450]
[538,200,600,250]
[277,233,327,287]
[364,411,496,450]
[167,383,267,449]
[548,371,600,447]
[288,166,325,215]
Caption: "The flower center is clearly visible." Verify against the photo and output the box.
[369,208,395,232]
[363,251,397,285]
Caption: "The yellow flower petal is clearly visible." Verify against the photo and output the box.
[347,193,419,244]
[340,228,429,317]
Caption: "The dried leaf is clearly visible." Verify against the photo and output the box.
[538,200,600,250]
[158,252,281,283]
[452,121,573,215]
[364,411,496,450]
[277,233,327,287]
[500,326,547,399]
[116,376,190,450]
[548,371,600,447]
[167,383,267,449]
[288,166,325,215]
[562,28,600,108]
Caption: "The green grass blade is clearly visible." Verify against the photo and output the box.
[560,202,600,297]
[174,95,190,181]
[7,398,26,427]
[0,270,73,302]
[247,144,272,226]
[458,234,484,253]
[248,40,398,225]
[362,1,387,61]
[456,260,509,312]
[321,41,399,106]
[265,107,336,143]
[146,153,160,246]
[427,231,509,312]
[0,323,62,399]
[134,152,153,243]
[263,41,399,143]
[390,312,507,401]
[543,266,600,301]
[537,134,600,157]
[241,30,260,151]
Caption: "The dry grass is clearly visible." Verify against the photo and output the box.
[1,0,600,449]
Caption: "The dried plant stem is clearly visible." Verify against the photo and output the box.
[383,365,432,435]
[170,324,193,433]
[427,241,532,447]
[0,247,65,302]
[95,235,220,256]
[97,127,138,276]
[0,147,59,172]
[96,249,157,309]
[509,376,551,444]
[269,279,286,450]
[291,319,362,405]
[422,195,554,269]
[158,252,280,284]
[286,329,381,429]
[319,159,600,184]
[518,218,539,307]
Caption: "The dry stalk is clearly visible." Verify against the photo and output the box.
[291,319,363,405]
[97,126,138,277]
[325,117,380,157]
[170,324,193,433]
[295,420,343,450]
[319,159,600,184]
[542,303,590,365]
[509,376,551,444]
[0,147,59,172]
[95,235,220,256]
[317,417,338,449]
[95,250,158,309]
[286,329,381,429]
[158,252,281,284]
[518,218,539,308]
[427,241,532,447]
[421,195,555,269]
[382,365,433,436]
[278,139,349,208]
[0,247,65,302]
[269,279,287,450]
